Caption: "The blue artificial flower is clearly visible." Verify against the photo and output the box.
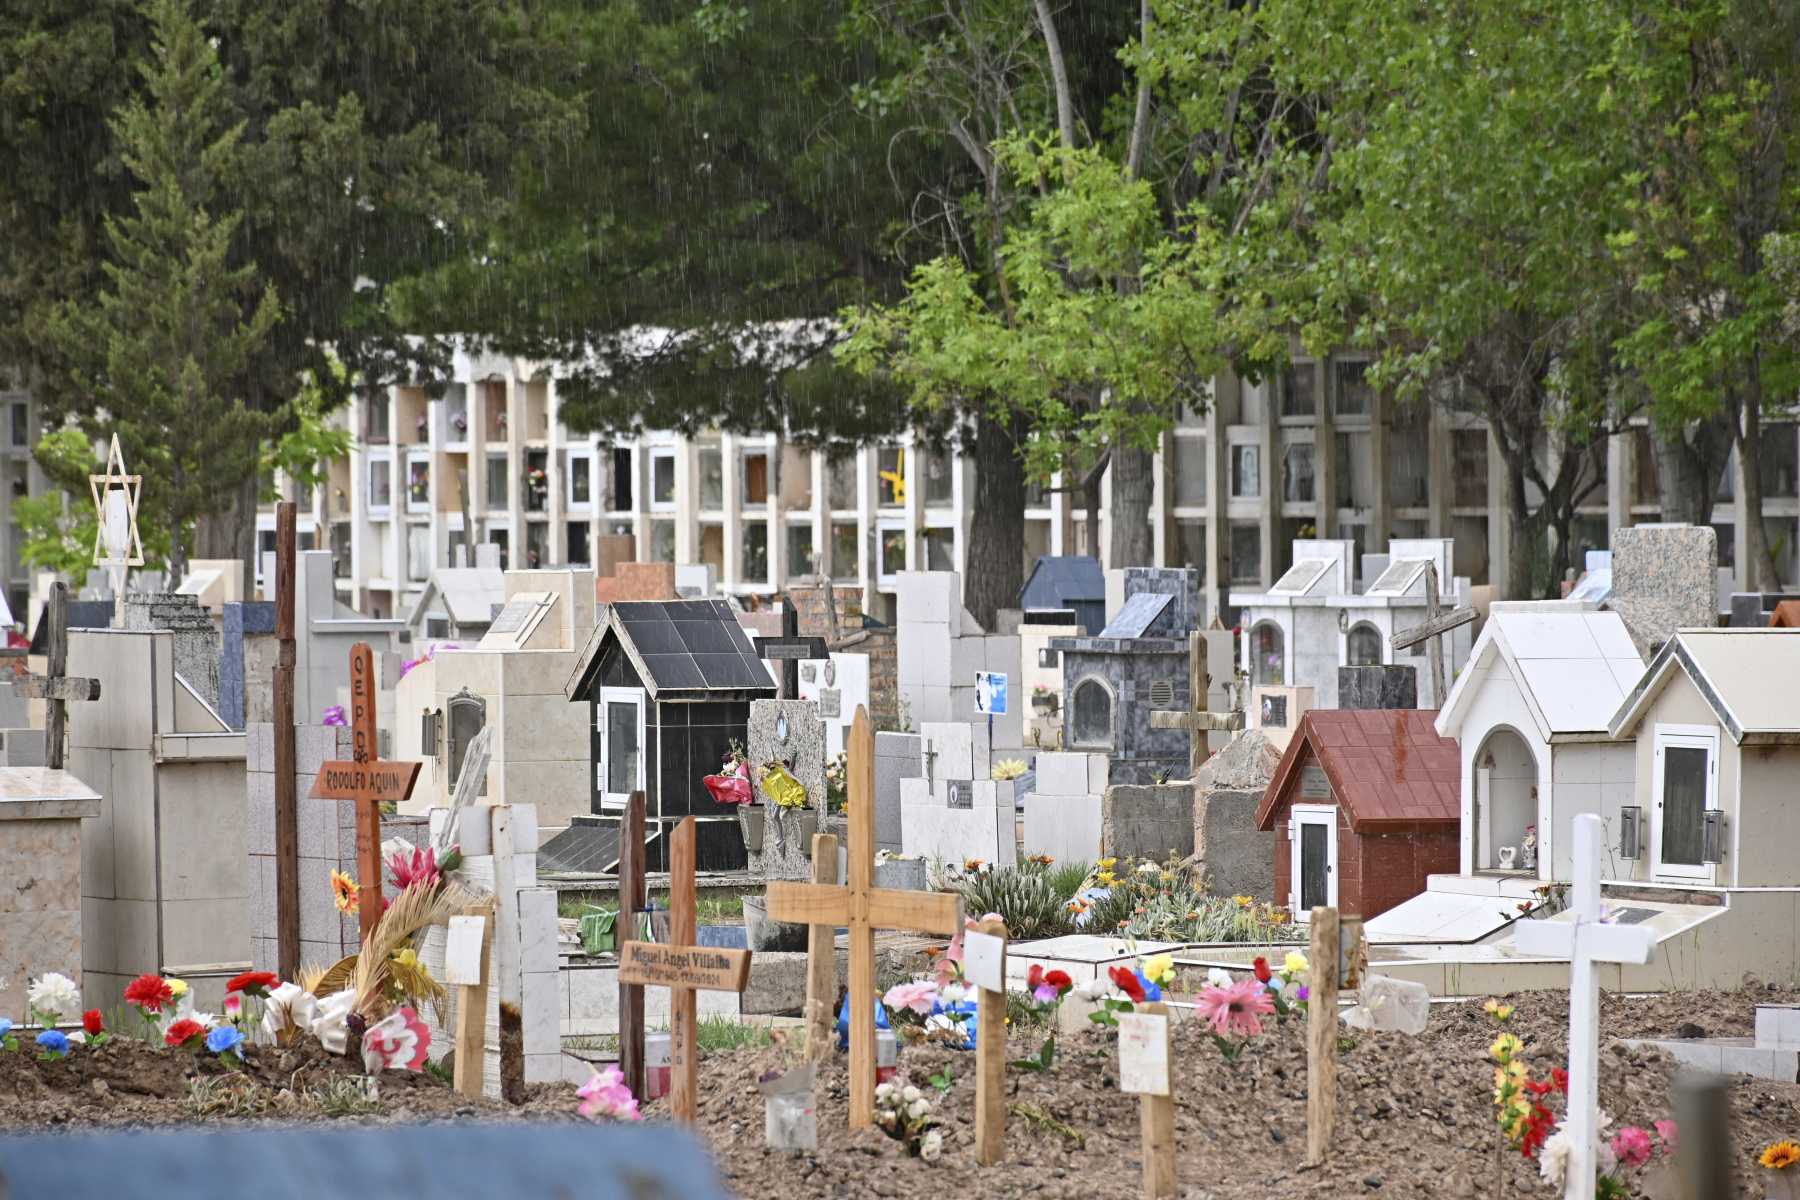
[35,1029,69,1056]
[1135,971,1163,1003]
[0,1018,13,1038]
[206,1025,246,1055]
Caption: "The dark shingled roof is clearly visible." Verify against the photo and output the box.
[1256,708,1460,832]
[29,602,116,654]
[567,599,778,701]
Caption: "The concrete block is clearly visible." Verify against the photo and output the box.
[1195,787,1274,902]
[517,888,560,974]
[1760,1005,1800,1049]
[1034,752,1101,796]
[1023,792,1103,865]
[901,798,1015,867]
[896,571,959,626]
[921,723,974,781]
[905,684,952,725]
[950,635,986,687]
[247,723,272,774]
[899,624,952,688]
[1102,783,1196,861]
[522,970,561,1055]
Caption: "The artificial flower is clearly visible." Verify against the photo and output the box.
[261,982,317,1044]
[1109,964,1146,1004]
[164,1019,205,1047]
[875,1081,896,1103]
[1282,951,1308,978]
[1026,853,1054,866]
[1762,1141,1800,1170]
[390,947,437,999]
[1141,954,1176,988]
[1231,894,1253,908]
[322,705,348,726]
[0,1018,12,1040]
[920,1129,944,1163]
[167,978,188,999]
[207,1025,246,1057]
[1074,976,1112,1002]
[939,981,970,1005]
[225,970,279,997]
[310,989,356,1055]
[1551,1067,1569,1093]
[1296,984,1311,1003]
[1138,862,1160,875]
[902,1085,922,1104]
[1483,998,1515,1022]
[1490,1033,1523,1062]
[1538,1128,1572,1188]
[331,870,360,913]
[386,843,444,892]
[883,981,939,1016]
[1205,967,1233,988]
[361,1007,431,1073]
[1654,1119,1678,1150]
[82,1010,103,1037]
[1094,871,1117,887]
[963,858,985,872]
[1611,1125,1653,1170]
[1025,965,1073,1004]
[1097,857,1116,869]
[124,973,174,1014]
[27,972,80,1023]
[992,759,1026,781]
[35,1029,69,1057]
[1193,979,1276,1038]
[1252,957,1272,985]
[577,1064,642,1121]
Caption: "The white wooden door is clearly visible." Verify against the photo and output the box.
[1650,725,1718,882]
[597,686,647,811]
[1290,804,1339,918]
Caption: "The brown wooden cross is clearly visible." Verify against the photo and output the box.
[617,815,754,1123]
[17,582,101,771]
[767,705,963,1130]
[308,643,420,941]
[1149,630,1244,776]
[1389,561,1476,704]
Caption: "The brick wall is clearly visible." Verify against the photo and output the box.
[594,562,677,603]
[790,585,899,729]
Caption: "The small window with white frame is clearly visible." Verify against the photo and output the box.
[367,455,393,514]
[567,451,593,509]
[648,447,677,511]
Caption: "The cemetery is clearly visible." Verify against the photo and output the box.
[9,8,1800,1190]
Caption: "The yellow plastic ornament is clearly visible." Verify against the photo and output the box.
[760,762,809,809]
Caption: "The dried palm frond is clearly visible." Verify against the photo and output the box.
[351,881,476,1019]
[307,955,358,1000]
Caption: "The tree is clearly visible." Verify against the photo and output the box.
[1604,0,1800,587]
[14,428,171,581]
[49,0,278,583]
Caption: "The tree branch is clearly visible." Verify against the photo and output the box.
[1032,0,1078,150]
[1126,0,1153,181]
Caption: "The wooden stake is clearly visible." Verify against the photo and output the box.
[972,915,1008,1166]
[452,901,495,1098]
[1306,906,1340,1167]
[767,707,962,1130]
[1130,1001,1177,1198]
[274,502,300,981]
[617,790,647,1100]
[616,816,753,1123]
[804,832,839,1062]
[30,581,100,771]
[1148,630,1244,776]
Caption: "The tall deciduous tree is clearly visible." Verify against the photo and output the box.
[50,0,278,582]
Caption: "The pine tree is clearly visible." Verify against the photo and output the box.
[50,0,277,583]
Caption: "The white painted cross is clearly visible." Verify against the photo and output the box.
[1511,814,1656,1200]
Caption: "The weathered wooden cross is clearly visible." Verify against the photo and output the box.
[617,815,754,1123]
[18,582,101,770]
[1305,906,1364,1167]
[1389,561,1475,705]
[961,916,1010,1166]
[1149,630,1244,776]
[1118,1000,1176,1198]
[1512,814,1656,1200]
[767,706,963,1129]
[616,790,649,1099]
[308,643,421,941]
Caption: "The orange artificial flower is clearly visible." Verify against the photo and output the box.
[331,869,360,913]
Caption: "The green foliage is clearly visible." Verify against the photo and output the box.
[1080,858,1302,944]
[695,1016,769,1054]
[950,862,1075,940]
[309,1075,383,1118]
[263,361,354,500]
[1043,860,1092,902]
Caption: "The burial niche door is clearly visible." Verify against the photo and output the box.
[597,686,647,811]
[1651,726,1718,882]
[1290,804,1337,916]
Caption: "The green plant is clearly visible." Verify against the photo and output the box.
[425,1057,454,1086]
[1004,989,1052,1029]
[310,1075,383,1117]
[1044,860,1092,902]
[1081,858,1304,944]
[951,864,1073,940]
[926,1063,954,1095]
[186,1075,271,1117]
[695,1016,769,1053]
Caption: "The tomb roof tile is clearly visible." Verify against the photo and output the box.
[1257,708,1458,832]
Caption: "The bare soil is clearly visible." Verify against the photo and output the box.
[2,988,1798,1199]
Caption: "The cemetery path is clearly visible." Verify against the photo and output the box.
[689,986,1800,1199]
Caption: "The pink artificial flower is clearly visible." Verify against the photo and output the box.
[1611,1126,1654,1170]
[1654,1119,1678,1151]
[223,994,242,1017]
[578,1065,642,1121]
[361,1006,431,1073]
[386,844,443,892]
[1193,979,1276,1038]
[883,980,939,1016]
[321,705,348,726]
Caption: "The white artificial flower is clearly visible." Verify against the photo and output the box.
[381,836,417,862]
[188,1011,218,1030]
[908,1098,930,1120]
[1205,967,1233,988]
[1074,976,1111,1002]
[27,972,80,1022]
[901,1085,921,1104]
[920,1130,944,1163]
[310,988,357,1055]
[1138,862,1160,874]
[939,982,969,1004]
[875,1082,896,1103]
[1538,1128,1572,1189]
[262,982,318,1042]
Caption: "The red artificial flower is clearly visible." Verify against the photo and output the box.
[1519,1103,1555,1160]
[226,970,279,997]
[1252,956,1272,984]
[1523,1078,1556,1098]
[124,973,175,1013]
[164,1018,205,1047]
[1109,964,1147,1004]
[82,1009,104,1036]
[1027,964,1045,989]
[1044,969,1073,994]
[1551,1067,1569,1094]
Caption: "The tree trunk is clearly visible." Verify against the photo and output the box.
[1737,366,1781,590]
[1109,441,1155,570]
[1083,469,1102,562]
[1499,447,1550,600]
[962,411,1026,630]
[194,472,260,598]
[1652,415,1733,526]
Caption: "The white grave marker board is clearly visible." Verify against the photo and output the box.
[444,914,489,986]
[1117,1012,1172,1096]
[962,929,1005,993]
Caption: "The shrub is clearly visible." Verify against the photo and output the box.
[951,864,1073,940]
[1080,857,1302,943]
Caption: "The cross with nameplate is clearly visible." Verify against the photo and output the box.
[17,582,101,770]
[308,643,421,941]
[1512,814,1656,1200]
[1149,631,1244,776]
[767,706,963,1130]
[1389,561,1475,704]
[616,815,754,1123]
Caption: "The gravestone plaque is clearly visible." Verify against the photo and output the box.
[948,780,974,810]
[1300,765,1331,799]
[800,663,817,683]
[818,688,841,719]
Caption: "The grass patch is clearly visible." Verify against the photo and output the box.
[310,1075,383,1117]
[1005,989,1053,1029]
[696,1016,769,1054]
[697,893,745,922]
[186,1075,271,1118]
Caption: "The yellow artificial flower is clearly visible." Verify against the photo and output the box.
[1489,1032,1523,1063]
[1141,953,1175,987]
[1097,857,1117,870]
[1764,1141,1800,1170]
[167,977,188,999]
[1282,950,1309,978]
[1095,870,1117,887]
[1231,894,1253,908]
[992,758,1027,782]
[390,946,438,999]
[332,869,361,913]
[1483,998,1515,1022]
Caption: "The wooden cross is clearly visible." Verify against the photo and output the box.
[767,705,963,1130]
[445,900,494,1099]
[1149,630,1245,776]
[617,815,754,1123]
[1118,1001,1176,1197]
[1305,906,1363,1166]
[18,582,101,770]
[616,789,648,1100]
[961,916,1009,1166]
[1388,561,1475,705]
[308,643,421,942]
[1513,814,1656,1200]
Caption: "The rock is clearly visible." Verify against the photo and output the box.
[1364,1175,1383,1188]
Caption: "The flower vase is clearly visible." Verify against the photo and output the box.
[737,805,765,853]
